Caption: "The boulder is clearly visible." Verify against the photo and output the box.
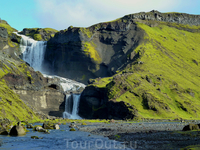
[53,124,60,130]
[34,126,50,133]
[0,128,9,135]
[27,124,34,128]
[9,122,26,136]
[69,128,76,131]
[31,136,43,139]
[182,124,199,131]
[42,123,53,129]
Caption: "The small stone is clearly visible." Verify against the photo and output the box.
[70,128,76,131]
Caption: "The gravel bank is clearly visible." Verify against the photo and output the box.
[79,120,200,149]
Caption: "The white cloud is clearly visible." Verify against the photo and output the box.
[34,0,188,30]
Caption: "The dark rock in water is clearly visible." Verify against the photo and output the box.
[182,124,199,131]
[0,128,9,135]
[69,128,76,131]
[53,124,60,130]
[34,126,50,133]
[42,123,53,129]
[31,136,43,139]
[9,122,26,136]
[27,124,34,129]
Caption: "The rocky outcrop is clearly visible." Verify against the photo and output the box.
[3,70,66,117]
[79,86,134,120]
[19,28,58,41]
[44,20,145,84]
[124,10,200,26]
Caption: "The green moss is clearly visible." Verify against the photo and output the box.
[114,134,121,140]
[81,122,87,125]
[33,34,42,41]
[43,28,58,33]
[83,42,102,64]
[69,128,76,131]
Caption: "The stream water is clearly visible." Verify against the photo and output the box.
[0,123,132,150]
[7,33,135,150]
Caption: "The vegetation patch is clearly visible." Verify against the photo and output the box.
[83,42,102,64]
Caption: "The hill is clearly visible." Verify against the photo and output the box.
[78,11,200,120]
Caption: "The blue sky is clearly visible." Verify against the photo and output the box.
[1,0,200,31]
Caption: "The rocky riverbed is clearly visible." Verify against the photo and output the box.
[79,120,200,150]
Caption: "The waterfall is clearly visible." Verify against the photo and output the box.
[18,33,46,73]
[15,32,84,119]
[63,94,82,119]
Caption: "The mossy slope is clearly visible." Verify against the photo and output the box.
[0,52,39,121]
[89,21,200,120]
[0,20,40,121]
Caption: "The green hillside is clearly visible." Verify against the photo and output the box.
[89,21,200,120]
[0,20,39,121]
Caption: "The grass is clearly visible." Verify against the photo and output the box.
[88,21,200,120]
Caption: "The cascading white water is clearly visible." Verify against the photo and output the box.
[16,32,84,119]
[63,94,82,119]
[16,33,46,72]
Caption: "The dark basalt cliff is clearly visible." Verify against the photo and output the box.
[44,10,200,84]
[44,20,145,84]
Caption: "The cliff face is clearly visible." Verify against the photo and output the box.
[44,20,145,84]
[44,10,200,84]
[79,14,200,120]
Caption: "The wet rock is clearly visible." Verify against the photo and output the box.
[42,123,53,129]
[9,122,26,136]
[69,128,76,131]
[0,128,9,135]
[53,124,60,130]
[31,136,43,139]
[69,124,77,128]
[34,126,50,133]
[27,124,34,128]
[81,122,87,125]
[182,124,199,131]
